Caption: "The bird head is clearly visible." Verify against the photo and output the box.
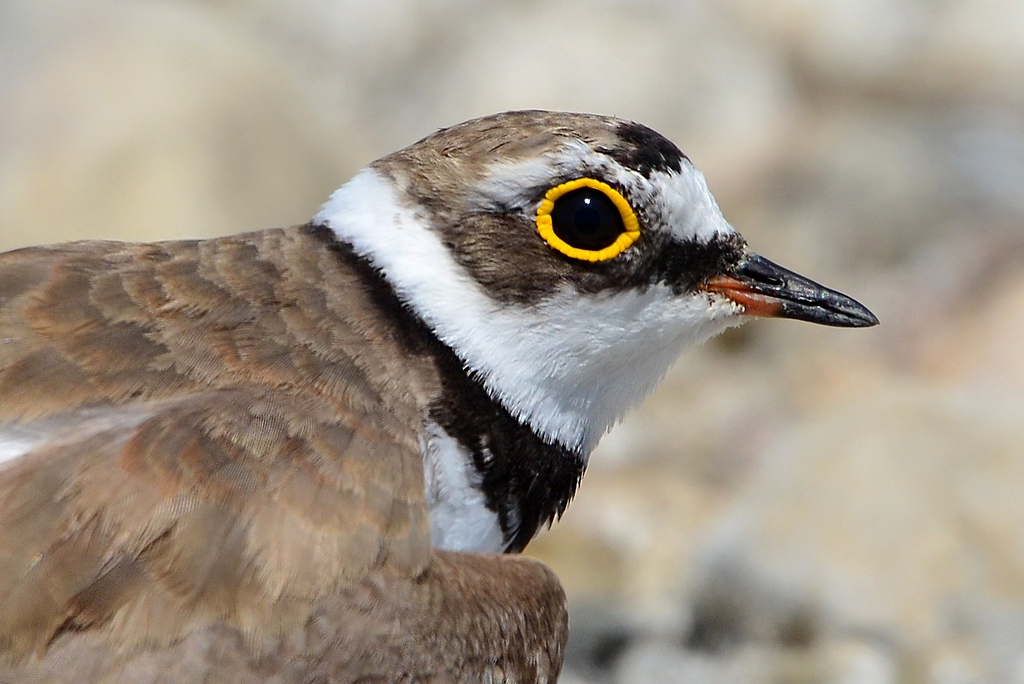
[316,111,876,454]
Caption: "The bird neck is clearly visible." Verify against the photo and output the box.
[305,223,586,552]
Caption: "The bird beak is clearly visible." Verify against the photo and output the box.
[703,253,879,328]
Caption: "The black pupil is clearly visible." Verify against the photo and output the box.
[550,188,625,252]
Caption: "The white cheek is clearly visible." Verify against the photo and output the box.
[480,286,743,452]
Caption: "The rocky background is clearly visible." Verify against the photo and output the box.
[2,1,1023,682]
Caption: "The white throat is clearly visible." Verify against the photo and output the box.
[316,168,740,454]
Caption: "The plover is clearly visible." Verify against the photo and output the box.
[0,110,876,683]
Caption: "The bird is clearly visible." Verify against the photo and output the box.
[0,110,877,683]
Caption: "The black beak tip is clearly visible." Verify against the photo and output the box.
[832,307,879,328]
[736,253,879,329]
[849,306,880,328]
[800,292,879,328]
[778,298,879,328]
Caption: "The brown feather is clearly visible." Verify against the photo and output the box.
[0,227,566,682]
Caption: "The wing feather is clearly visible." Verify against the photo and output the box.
[0,389,431,660]
[0,232,434,666]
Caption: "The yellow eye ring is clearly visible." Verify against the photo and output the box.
[536,178,640,262]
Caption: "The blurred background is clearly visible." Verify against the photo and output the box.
[2,1,1023,681]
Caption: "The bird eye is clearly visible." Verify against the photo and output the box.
[536,178,640,262]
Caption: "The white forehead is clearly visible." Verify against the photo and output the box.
[475,139,735,244]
